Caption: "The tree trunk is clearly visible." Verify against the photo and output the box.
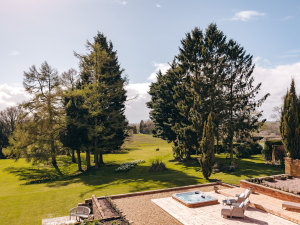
[230,139,234,165]
[51,140,57,166]
[77,150,82,171]
[94,118,99,169]
[72,149,76,163]
[216,131,219,154]
[212,148,215,164]
[99,150,104,164]
[86,150,91,170]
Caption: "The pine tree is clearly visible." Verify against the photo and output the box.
[61,68,89,171]
[73,33,128,167]
[200,113,214,179]
[222,39,269,165]
[9,62,64,166]
[147,61,183,151]
[280,79,300,159]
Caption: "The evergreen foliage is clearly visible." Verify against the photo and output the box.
[9,62,64,166]
[148,23,269,162]
[147,63,182,152]
[133,125,137,134]
[200,113,214,179]
[72,32,128,167]
[220,38,269,165]
[280,79,300,159]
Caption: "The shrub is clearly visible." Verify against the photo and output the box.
[148,159,166,172]
[234,143,252,158]
[249,142,263,155]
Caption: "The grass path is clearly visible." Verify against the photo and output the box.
[0,134,283,224]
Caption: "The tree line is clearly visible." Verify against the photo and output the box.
[147,24,269,178]
[1,32,128,171]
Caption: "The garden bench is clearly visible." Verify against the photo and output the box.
[282,201,300,210]
[69,206,91,221]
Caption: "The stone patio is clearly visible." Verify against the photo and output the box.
[152,191,298,225]
[42,216,77,225]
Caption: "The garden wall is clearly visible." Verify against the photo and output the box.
[92,195,104,220]
[240,180,300,203]
[285,158,300,177]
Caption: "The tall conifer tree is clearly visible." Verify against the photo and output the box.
[280,79,300,159]
[200,112,214,179]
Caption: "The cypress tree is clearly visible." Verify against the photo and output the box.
[139,120,145,134]
[133,126,137,134]
[280,79,300,159]
[200,112,214,180]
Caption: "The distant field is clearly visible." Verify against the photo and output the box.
[0,134,284,225]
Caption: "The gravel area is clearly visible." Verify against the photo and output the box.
[265,177,300,193]
[113,185,229,225]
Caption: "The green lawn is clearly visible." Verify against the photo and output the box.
[0,134,284,225]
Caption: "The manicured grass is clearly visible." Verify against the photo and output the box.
[0,134,284,224]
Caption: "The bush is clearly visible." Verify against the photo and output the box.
[148,159,166,172]
[249,142,263,155]
[262,140,283,161]
[234,143,252,158]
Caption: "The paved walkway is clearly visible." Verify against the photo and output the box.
[42,216,77,225]
[152,191,298,225]
[220,187,300,224]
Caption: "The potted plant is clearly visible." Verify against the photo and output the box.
[250,186,255,194]
[214,185,219,192]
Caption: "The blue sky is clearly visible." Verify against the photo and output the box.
[1,0,300,123]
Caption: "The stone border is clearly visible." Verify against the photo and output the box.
[78,182,235,206]
[240,179,300,203]
[99,182,234,200]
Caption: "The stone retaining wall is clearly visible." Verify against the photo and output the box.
[240,180,300,203]
[285,157,300,177]
[92,195,104,220]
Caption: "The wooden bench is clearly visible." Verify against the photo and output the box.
[69,206,91,221]
[282,201,300,210]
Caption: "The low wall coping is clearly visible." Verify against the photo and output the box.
[240,180,300,200]
[81,182,235,203]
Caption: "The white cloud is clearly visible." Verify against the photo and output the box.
[10,50,20,56]
[253,62,300,120]
[0,84,29,110]
[125,83,151,123]
[230,11,265,21]
[147,62,170,81]
[122,1,127,5]
[156,4,161,7]
[287,49,300,54]
[281,16,292,21]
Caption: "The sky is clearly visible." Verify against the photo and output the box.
[1,0,300,123]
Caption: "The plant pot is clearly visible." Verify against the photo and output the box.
[250,187,255,194]
[214,186,219,192]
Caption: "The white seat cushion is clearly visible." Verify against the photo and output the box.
[239,193,245,198]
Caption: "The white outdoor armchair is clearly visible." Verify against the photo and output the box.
[226,189,251,204]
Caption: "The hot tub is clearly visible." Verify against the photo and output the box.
[172,191,218,208]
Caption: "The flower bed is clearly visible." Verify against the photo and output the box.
[240,175,300,203]
[115,160,145,172]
